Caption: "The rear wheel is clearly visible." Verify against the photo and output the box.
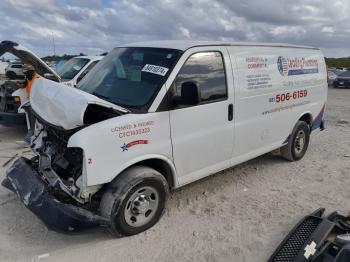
[281,121,310,161]
[100,166,169,236]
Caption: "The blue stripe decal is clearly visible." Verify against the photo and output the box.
[311,104,325,131]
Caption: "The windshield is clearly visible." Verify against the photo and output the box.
[77,47,182,111]
[339,70,350,77]
[57,58,89,80]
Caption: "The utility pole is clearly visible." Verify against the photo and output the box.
[51,32,56,56]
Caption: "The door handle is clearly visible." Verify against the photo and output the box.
[228,104,233,121]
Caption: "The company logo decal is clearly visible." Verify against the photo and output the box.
[121,140,149,152]
[277,56,319,76]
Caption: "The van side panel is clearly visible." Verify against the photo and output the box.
[228,46,327,158]
[68,111,174,186]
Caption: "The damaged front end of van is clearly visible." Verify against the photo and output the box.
[1,78,129,232]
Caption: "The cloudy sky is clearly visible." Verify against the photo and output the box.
[0,0,349,57]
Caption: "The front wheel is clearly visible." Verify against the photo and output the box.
[100,166,169,236]
[281,121,310,161]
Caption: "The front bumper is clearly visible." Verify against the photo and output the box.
[2,157,108,232]
[0,112,26,126]
[333,82,350,88]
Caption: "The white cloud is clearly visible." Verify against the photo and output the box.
[0,0,349,57]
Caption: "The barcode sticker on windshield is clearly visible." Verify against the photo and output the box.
[142,64,169,76]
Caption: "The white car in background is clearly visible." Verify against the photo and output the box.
[5,62,24,79]
[57,56,103,87]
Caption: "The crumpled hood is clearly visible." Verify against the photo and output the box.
[30,78,128,130]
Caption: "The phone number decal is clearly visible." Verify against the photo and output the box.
[269,90,308,103]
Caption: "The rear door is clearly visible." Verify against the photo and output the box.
[168,47,235,184]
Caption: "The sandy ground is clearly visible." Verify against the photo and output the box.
[0,86,349,262]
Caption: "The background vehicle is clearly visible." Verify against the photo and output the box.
[0,59,9,75]
[328,70,338,85]
[336,67,347,71]
[57,56,103,87]
[3,41,327,236]
[5,62,24,79]
[0,40,60,126]
[333,70,350,88]
[0,41,102,126]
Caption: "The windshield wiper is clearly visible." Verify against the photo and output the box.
[92,92,131,113]
[92,92,109,100]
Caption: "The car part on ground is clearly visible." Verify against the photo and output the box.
[269,208,350,262]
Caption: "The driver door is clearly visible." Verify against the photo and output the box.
[169,47,235,184]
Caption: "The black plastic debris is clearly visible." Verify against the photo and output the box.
[2,157,108,232]
[269,208,350,262]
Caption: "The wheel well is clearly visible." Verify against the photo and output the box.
[299,113,312,126]
[132,159,175,189]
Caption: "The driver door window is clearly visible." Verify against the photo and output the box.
[171,51,227,109]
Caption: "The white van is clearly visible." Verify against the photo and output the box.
[56,56,103,87]
[2,41,327,235]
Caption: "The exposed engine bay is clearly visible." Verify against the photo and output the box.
[1,104,124,232]
[29,103,124,205]
[30,115,87,203]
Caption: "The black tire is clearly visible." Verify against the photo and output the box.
[100,166,169,237]
[281,121,310,161]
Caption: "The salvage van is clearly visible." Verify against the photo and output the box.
[2,41,327,236]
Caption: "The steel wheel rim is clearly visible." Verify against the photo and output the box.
[124,186,159,228]
[294,130,306,154]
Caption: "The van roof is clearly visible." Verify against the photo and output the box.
[74,55,104,60]
[120,40,319,51]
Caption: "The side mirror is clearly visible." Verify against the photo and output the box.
[172,81,200,106]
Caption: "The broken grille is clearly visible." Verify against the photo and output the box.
[269,217,321,262]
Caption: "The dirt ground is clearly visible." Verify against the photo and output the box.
[0,86,349,262]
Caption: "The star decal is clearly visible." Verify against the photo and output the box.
[121,143,128,152]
